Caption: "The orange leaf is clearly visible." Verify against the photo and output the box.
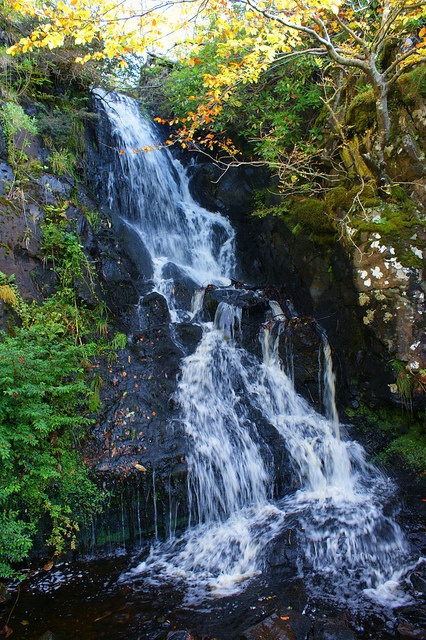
[419,27,426,38]
[280,616,290,620]
[119,150,125,154]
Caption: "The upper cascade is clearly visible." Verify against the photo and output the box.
[94,88,235,319]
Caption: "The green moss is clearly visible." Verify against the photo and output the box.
[344,402,426,473]
[386,431,426,473]
[346,88,376,134]
[390,184,409,202]
[397,66,426,103]
[291,198,338,243]
[350,198,425,268]
[324,184,377,213]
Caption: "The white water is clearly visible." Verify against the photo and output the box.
[97,90,413,608]
[95,88,235,320]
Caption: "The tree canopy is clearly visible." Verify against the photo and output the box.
[6,0,426,188]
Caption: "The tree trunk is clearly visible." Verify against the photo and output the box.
[369,59,391,187]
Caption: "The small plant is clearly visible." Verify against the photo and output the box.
[49,148,76,176]
[111,332,128,350]
[88,371,104,411]
[0,101,38,166]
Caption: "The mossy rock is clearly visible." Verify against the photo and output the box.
[292,198,338,243]
[325,184,377,214]
[346,89,376,134]
[350,198,425,268]
[397,66,426,104]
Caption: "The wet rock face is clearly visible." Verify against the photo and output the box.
[187,164,426,410]
[85,292,189,545]
[186,161,269,218]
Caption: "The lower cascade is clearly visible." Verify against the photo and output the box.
[93,89,422,617]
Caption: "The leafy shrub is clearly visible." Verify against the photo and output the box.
[0,322,101,577]
[0,101,38,165]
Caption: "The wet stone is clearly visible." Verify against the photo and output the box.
[0,161,13,195]
[397,622,426,639]
[410,571,426,595]
[162,632,193,640]
[174,322,203,354]
[241,613,298,640]
[317,621,357,640]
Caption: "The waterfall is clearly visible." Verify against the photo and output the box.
[95,88,235,321]
[96,90,413,608]
[319,329,340,436]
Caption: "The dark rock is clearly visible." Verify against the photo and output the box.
[187,162,268,217]
[0,124,7,160]
[285,610,312,640]
[161,262,197,311]
[315,621,357,640]
[139,292,171,327]
[113,213,153,280]
[410,572,426,595]
[37,174,73,203]
[0,161,13,195]
[241,612,297,640]
[174,322,203,354]
[397,622,426,639]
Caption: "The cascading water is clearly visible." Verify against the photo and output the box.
[95,88,235,321]
[95,89,418,610]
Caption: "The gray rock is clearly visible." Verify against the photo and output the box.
[0,161,14,195]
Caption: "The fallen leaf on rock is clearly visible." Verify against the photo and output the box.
[133,462,147,472]
[280,616,290,620]
[43,561,54,571]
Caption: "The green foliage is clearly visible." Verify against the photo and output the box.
[39,202,104,341]
[0,101,38,166]
[0,321,101,577]
[161,45,323,165]
[111,332,128,350]
[49,148,76,176]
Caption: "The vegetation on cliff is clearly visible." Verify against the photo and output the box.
[0,7,125,576]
